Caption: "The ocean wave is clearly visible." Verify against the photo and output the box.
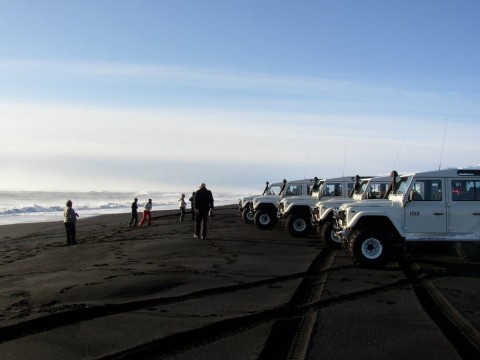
[0,199,240,216]
[0,204,64,215]
[0,201,178,215]
[0,191,249,225]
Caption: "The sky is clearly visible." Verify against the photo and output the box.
[1,0,479,193]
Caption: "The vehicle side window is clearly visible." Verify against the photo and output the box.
[369,183,388,199]
[409,179,442,201]
[451,180,480,201]
[287,185,302,196]
[324,183,343,196]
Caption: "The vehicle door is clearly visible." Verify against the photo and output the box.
[404,178,447,233]
[448,178,480,234]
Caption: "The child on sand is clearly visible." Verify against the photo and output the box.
[178,194,187,222]
[63,200,79,245]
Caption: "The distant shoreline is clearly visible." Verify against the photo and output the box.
[0,200,239,227]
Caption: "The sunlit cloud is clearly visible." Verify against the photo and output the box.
[1,59,479,192]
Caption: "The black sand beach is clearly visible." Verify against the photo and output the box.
[0,205,479,359]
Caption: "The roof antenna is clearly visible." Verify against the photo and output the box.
[392,139,404,171]
[439,118,448,170]
[342,144,346,177]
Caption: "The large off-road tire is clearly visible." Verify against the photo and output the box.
[348,229,393,268]
[254,209,277,230]
[287,214,310,237]
[319,218,342,249]
[455,241,480,261]
[241,207,254,224]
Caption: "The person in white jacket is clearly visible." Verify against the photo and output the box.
[178,194,187,222]
[139,199,153,226]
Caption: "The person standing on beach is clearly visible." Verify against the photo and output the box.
[189,191,195,220]
[178,194,187,222]
[194,183,214,239]
[139,198,153,226]
[63,200,79,245]
[128,198,138,227]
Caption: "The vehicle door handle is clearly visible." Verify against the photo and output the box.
[473,213,480,216]
[433,212,444,215]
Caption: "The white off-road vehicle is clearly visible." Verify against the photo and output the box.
[251,178,313,230]
[238,181,284,224]
[312,174,393,248]
[277,176,359,237]
[336,168,480,268]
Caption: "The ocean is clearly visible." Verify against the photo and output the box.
[0,190,245,226]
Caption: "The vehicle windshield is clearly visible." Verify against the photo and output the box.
[393,176,413,196]
[267,184,282,195]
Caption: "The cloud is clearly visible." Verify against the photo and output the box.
[1,100,479,192]
[2,58,478,110]
[1,59,479,191]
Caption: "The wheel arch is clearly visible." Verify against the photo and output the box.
[352,215,403,243]
[255,202,277,213]
[289,205,311,215]
[319,207,334,222]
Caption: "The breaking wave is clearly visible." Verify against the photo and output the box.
[0,190,247,225]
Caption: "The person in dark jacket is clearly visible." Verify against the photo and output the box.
[194,183,214,239]
[189,191,196,220]
[128,198,138,227]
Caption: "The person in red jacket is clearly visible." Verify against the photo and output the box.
[139,199,153,226]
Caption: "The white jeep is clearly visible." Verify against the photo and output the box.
[312,174,393,248]
[278,176,359,238]
[238,181,283,224]
[251,178,313,230]
[336,168,480,268]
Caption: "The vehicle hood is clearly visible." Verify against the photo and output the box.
[340,199,396,210]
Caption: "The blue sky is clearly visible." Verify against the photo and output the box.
[1,0,479,193]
